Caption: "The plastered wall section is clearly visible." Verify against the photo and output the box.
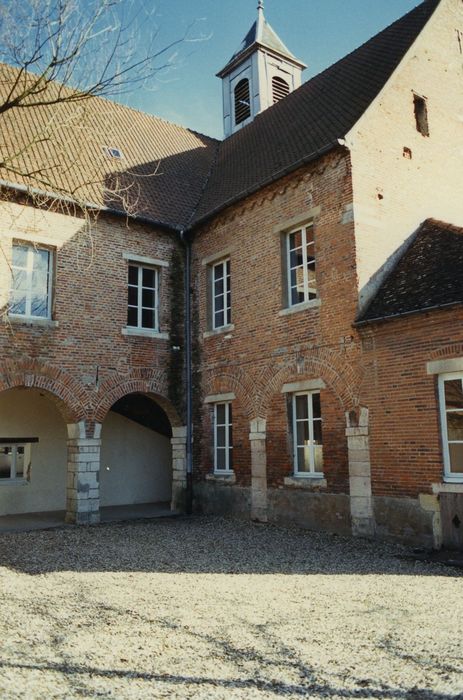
[347,0,463,308]
[100,412,172,507]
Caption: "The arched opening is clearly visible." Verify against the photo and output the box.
[0,387,68,517]
[234,78,251,125]
[100,393,174,512]
[272,76,290,104]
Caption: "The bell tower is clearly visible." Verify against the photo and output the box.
[217,1,306,137]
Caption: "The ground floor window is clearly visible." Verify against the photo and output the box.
[438,373,463,482]
[0,440,34,481]
[292,392,323,476]
[214,402,233,473]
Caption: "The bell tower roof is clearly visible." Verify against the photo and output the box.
[217,2,306,78]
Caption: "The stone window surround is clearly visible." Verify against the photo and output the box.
[9,240,55,322]
[122,252,169,339]
[201,247,234,339]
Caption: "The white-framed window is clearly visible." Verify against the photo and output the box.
[438,373,463,482]
[127,263,159,331]
[214,402,233,473]
[286,225,317,307]
[0,441,33,482]
[9,243,53,319]
[212,259,231,330]
[292,392,323,476]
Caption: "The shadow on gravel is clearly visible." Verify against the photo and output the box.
[0,516,461,577]
[0,657,460,699]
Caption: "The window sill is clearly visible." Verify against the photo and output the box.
[284,476,327,490]
[432,481,463,493]
[122,327,169,340]
[0,478,29,487]
[203,324,235,339]
[206,472,236,484]
[279,299,321,317]
[6,315,58,328]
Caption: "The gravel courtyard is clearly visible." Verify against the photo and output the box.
[0,516,462,700]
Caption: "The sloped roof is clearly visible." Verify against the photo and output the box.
[217,7,305,78]
[357,220,463,325]
[193,0,440,225]
[0,64,219,230]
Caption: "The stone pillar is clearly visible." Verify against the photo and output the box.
[171,426,187,512]
[66,422,101,525]
[249,418,268,523]
[346,407,375,538]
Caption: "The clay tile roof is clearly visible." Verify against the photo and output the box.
[0,64,219,231]
[357,220,463,324]
[193,0,440,226]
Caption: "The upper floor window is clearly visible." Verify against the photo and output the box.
[234,78,251,125]
[214,402,233,473]
[212,259,231,330]
[286,225,317,306]
[272,76,290,104]
[438,373,463,482]
[127,264,159,331]
[413,93,429,137]
[292,392,323,477]
[9,243,53,319]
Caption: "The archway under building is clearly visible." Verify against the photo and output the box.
[99,393,174,518]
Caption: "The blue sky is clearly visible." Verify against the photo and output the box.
[116,0,422,139]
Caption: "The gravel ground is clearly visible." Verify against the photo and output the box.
[0,516,462,700]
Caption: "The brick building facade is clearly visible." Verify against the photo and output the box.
[0,0,462,547]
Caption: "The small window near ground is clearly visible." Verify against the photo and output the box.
[212,259,231,329]
[234,79,251,125]
[272,76,290,104]
[127,263,159,331]
[214,402,233,473]
[438,374,463,482]
[286,225,317,306]
[0,441,34,482]
[413,94,429,137]
[9,243,53,320]
[292,392,323,477]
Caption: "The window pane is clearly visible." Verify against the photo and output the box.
[449,443,463,473]
[295,395,308,420]
[296,420,309,446]
[312,393,321,419]
[216,426,226,448]
[142,289,155,308]
[314,445,324,472]
[289,248,303,268]
[297,446,311,473]
[216,404,226,424]
[447,412,463,441]
[0,448,11,479]
[12,245,28,267]
[214,311,224,328]
[128,287,138,306]
[226,260,230,277]
[214,278,224,296]
[142,268,155,288]
[12,269,27,291]
[31,292,48,317]
[128,265,138,285]
[141,309,155,328]
[33,249,49,272]
[305,226,314,246]
[445,380,463,410]
[313,419,323,445]
[291,286,305,306]
[127,307,138,326]
[9,294,26,315]
[213,264,224,281]
[216,448,226,470]
[289,230,302,250]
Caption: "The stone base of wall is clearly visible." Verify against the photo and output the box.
[267,489,351,536]
[193,482,251,519]
[374,497,434,548]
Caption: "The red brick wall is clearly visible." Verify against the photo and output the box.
[192,149,361,491]
[359,307,463,498]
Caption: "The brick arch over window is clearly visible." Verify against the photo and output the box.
[203,370,258,420]
[94,374,182,427]
[0,360,87,423]
[429,344,463,361]
[256,352,359,419]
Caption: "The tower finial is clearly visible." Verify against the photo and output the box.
[257,0,264,12]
